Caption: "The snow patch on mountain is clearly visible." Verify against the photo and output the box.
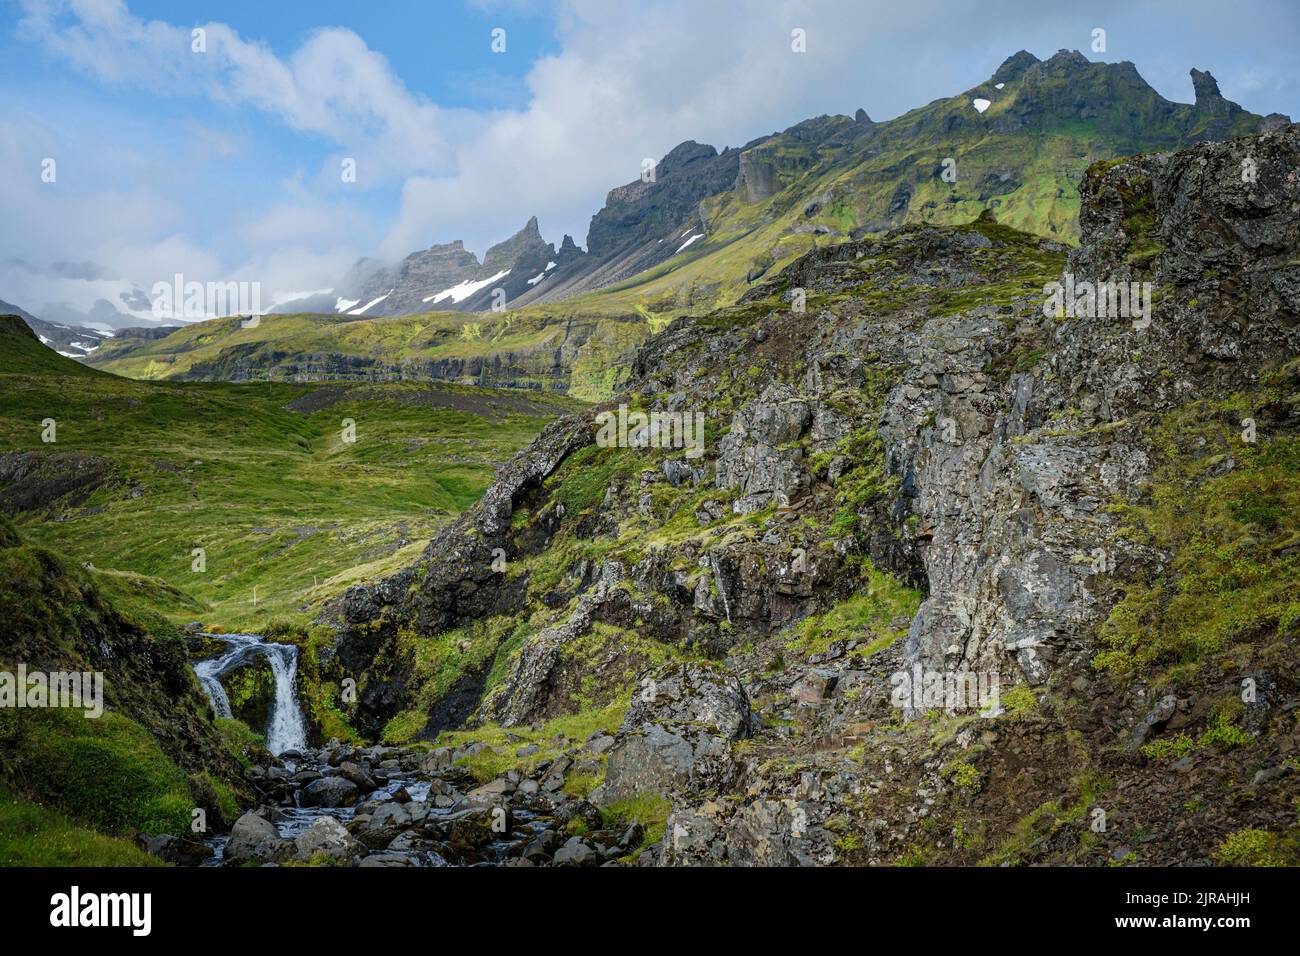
[424,269,511,305]
[348,292,392,315]
[675,234,704,254]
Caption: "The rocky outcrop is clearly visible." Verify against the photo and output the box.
[715,382,815,513]
[599,663,753,804]
[326,124,1300,867]
[329,414,596,735]
[898,123,1300,681]
[0,450,115,515]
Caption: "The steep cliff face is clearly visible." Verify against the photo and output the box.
[897,123,1300,685]
[327,125,1300,865]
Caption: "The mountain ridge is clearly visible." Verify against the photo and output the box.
[92,50,1289,401]
[281,49,1287,322]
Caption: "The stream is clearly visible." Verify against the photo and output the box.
[191,632,559,866]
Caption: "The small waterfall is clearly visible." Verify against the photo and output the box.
[263,642,308,755]
[194,633,308,755]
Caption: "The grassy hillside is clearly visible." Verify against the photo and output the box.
[0,505,254,863]
[1,313,587,862]
[87,306,650,403]
[0,317,586,631]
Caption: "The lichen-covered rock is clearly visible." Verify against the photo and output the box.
[294,816,363,863]
[224,811,293,866]
[893,123,1300,682]
[715,382,814,513]
[601,663,752,803]
[660,798,840,867]
[618,662,752,738]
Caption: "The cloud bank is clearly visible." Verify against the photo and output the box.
[4,0,1297,321]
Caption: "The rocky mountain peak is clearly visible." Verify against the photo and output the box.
[483,216,552,272]
[1190,67,1222,104]
[557,234,585,263]
[586,139,741,263]
[1041,48,1091,73]
[658,140,720,175]
[272,48,1284,325]
[992,49,1040,83]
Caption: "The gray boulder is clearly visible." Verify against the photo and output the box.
[553,837,600,866]
[294,816,363,863]
[301,776,360,808]
[601,662,752,804]
[224,811,293,865]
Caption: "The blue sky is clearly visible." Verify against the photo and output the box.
[123,0,560,110]
[2,0,1298,326]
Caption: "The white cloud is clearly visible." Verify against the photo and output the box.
[7,0,1298,321]
[16,0,458,183]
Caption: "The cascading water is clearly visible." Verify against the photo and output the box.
[262,641,308,755]
[194,634,533,867]
[193,633,308,755]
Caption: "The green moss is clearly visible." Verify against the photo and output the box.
[437,699,628,784]
[942,760,982,793]
[381,710,429,747]
[1214,828,1287,867]
[1094,372,1300,683]
[562,772,603,799]
[544,443,617,516]
[602,793,672,853]
[214,717,269,770]
[296,625,362,745]
[377,616,525,744]
[484,620,537,694]
[981,772,1109,866]
[0,786,166,866]
[999,684,1039,719]
[0,708,193,836]
[190,771,240,827]
[1198,719,1253,751]
[1141,699,1253,760]
[220,655,274,734]
[1140,733,1195,760]
[784,561,920,656]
